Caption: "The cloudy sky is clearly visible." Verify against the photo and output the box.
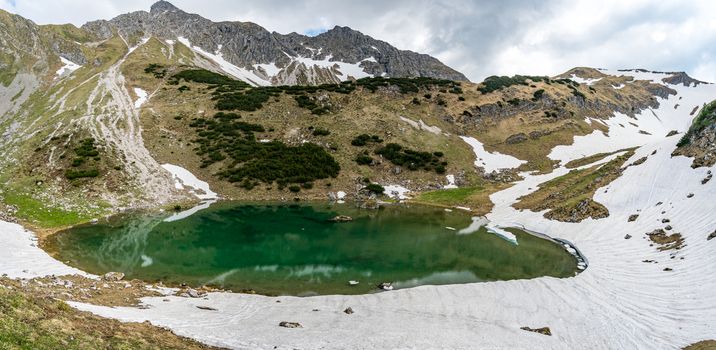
[2,0,715,82]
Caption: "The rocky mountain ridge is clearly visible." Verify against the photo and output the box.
[80,1,467,85]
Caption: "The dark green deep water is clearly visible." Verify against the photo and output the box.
[47,202,577,296]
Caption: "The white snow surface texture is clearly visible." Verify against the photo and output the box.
[2,70,716,349]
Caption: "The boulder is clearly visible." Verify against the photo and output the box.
[279,321,303,328]
[102,272,125,281]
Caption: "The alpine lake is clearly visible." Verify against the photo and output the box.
[46,202,578,296]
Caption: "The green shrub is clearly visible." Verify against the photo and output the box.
[570,86,586,99]
[190,113,340,187]
[71,158,84,167]
[289,185,301,192]
[375,143,446,173]
[74,138,99,157]
[355,154,374,165]
[532,89,545,100]
[678,100,716,147]
[312,128,331,136]
[478,75,549,94]
[351,134,383,146]
[365,183,384,194]
[65,168,99,180]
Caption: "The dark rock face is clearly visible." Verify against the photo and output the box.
[662,72,709,87]
[672,103,716,168]
[80,1,468,85]
[505,133,528,144]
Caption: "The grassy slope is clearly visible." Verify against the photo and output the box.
[0,281,220,350]
[0,36,130,228]
[514,149,636,222]
[0,31,674,226]
[412,184,507,215]
[123,40,483,203]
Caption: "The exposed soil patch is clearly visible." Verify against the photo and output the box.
[646,229,685,251]
[685,340,716,350]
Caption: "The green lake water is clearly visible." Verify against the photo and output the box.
[46,202,577,296]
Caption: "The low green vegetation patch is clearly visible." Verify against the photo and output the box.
[677,100,716,147]
[144,63,167,78]
[355,76,459,94]
[311,127,330,136]
[365,183,385,194]
[477,75,578,94]
[416,187,484,205]
[412,184,501,215]
[152,66,462,115]
[1,191,94,228]
[294,95,329,115]
[478,75,548,94]
[351,134,383,146]
[375,143,447,173]
[64,138,100,180]
[189,112,340,190]
[171,68,249,87]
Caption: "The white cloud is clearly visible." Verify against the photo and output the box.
[1,0,714,82]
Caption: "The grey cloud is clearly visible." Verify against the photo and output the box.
[2,0,715,81]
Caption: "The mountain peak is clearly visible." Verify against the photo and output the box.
[150,1,180,15]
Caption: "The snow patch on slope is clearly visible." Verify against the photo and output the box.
[382,184,411,200]
[400,116,442,134]
[177,37,270,86]
[55,57,81,79]
[133,87,148,108]
[0,221,88,279]
[549,76,715,164]
[460,136,526,172]
[294,54,374,80]
[569,74,601,86]
[161,164,217,200]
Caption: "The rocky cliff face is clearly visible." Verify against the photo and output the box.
[672,101,716,168]
[81,1,468,86]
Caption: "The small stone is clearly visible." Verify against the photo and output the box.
[102,272,125,281]
[661,218,670,223]
[329,215,353,222]
[628,214,639,222]
[686,193,694,198]
[378,282,394,291]
[664,225,672,231]
[187,288,201,298]
[708,230,716,241]
[196,305,217,311]
[279,321,302,328]
[624,234,632,239]
[663,267,673,271]
[344,307,354,314]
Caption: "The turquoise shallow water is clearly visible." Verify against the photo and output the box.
[47,202,577,296]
